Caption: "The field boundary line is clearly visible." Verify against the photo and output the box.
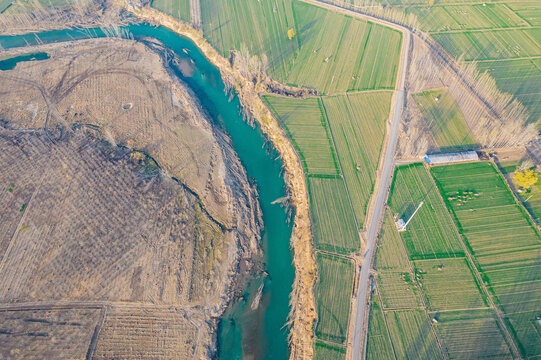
[424,163,523,359]
[429,25,537,34]
[85,304,108,360]
[372,281,398,360]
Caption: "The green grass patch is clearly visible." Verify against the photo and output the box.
[151,0,189,22]
[413,258,487,311]
[412,89,476,151]
[431,309,513,360]
[389,163,464,259]
[385,309,443,360]
[263,95,339,176]
[366,294,396,360]
[322,91,392,226]
[314,340,346,360]
[314,253,355,344]
[308,177,359,254]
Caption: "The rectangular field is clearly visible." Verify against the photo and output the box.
[308,177,359,254]
[385,310,443,360]
[375,210,410,271]
[432,309,513,360]
[263,95,339,175]
[322,91,392,226]
[389,163,464,259]
[377,270,421,309]
[200,0,297,81]
[412,89,476,151]
[431,161,541,358]
[314,340,346,360]
[366,294,396,360]
[508,2,541,26]
[475,58,541,124]
[287,1,401,93]
[151,0,190,22]
[314,253,355,344]
[432,29,541,61]
[413,258,487,311]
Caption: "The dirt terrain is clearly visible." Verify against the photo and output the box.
[0,38,261,359]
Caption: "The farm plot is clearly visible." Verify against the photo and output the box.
[431,29,541,61]
[385,310,443,360]
[389,163,464,259]
[375,210,411,271]
[407,4,527,32]
[308,177,359,254]
[322,91,392,225]
[431,161,541,358]
[432,310,513,360]
[151,0,189,22]
[508,2,541,26]
[314,253,355,344]
[366,294,396,360]
[412,89,476,151]
[200,0,297,81]
[263,96,339,176]
[476,58,541,124]
[314,340,346,360]
[287,1,401,93]
[377,270,421,309]
[413,258,487,311]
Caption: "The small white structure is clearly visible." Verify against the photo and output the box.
[423,151,478,165]
[396,201,424,232]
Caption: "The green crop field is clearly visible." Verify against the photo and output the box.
[413,258,486,311]
[288,1,401,93]
[263,96,339,175]
[314,340,346,360]
[375,210,411,270]
[200,0,298,82]
[432,309,513,360]
[377,271,421,309]
[431,161,541,358]
[389,163,464,259]
[412,89,476,151]
[431,29,541,61]
[314,253,355,344]
[508,2,541,26]
[476,58,541,124]
[385,310,443,360]
[322,91,392,225]
[366,294,396,360]
[151,0,189,22]
[308,177,359,254]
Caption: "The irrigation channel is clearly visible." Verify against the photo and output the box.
[0,24,295,360]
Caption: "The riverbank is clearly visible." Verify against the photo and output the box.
[122,4,317,358]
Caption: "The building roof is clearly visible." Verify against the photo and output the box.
[423,151,478,165]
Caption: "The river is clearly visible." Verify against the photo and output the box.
[0,24,294,360]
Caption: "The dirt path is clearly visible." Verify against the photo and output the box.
[189,0,201,29]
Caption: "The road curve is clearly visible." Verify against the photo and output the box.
[299,1,411,358]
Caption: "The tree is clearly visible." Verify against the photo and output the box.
[287,28,296,40]
[428,0,434,6]
[514,169,539,190]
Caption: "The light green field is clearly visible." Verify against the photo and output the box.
[432,309,513,360]
[322,91,392,226]
[314,253,355,344]
[407,4,528,32]
[263,96,339,175]
[413,89,476,151]
[432,29,541,61]
[151,0,189,22]
[389,163,464,260]
[200,0,297,81]
[508,2,541,26]
[308,177,359,254]
[476,58,541,124]
[366,294,396,360]
[413,258,486,311]
[431,161,541,358]
[314,340,346,360]
[386,310,443,360]
[289,1,401,93]
[377,270,421,309]
[375,210,410,270]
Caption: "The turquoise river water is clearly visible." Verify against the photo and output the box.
[0,24,294,359]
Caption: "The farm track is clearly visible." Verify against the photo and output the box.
[189,0,200,29]
[425,164,523,358]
